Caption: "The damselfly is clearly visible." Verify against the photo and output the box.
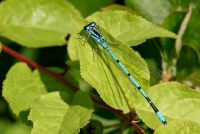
[82,22,167,125]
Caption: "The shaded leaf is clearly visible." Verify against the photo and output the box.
[177,45,200,79]
[125,0,191,25]
[0,120,31,134]
[187,70,200,88]
[29,91,93,134]
[161,11,186,62]
[183,1,200,52]
[82,120,103,134]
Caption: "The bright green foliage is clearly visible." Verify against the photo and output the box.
[2,62,93,134]
[1,0,200,133]
[0,0,81,47]
[136,82,200,129]
[29,91,93,134]
[69,16,150,112]
[86,11,177,46]
[154,119,200,134]
[68,11,176,113]
[2,63,47,116]
[2,63,74,117]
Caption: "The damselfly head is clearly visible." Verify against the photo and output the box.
[84,22,96,32]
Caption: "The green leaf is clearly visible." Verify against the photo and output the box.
[2,62,74,117]
[161,11,186,62]
[86,10,177,46]
[125,0,170,24]
[69,17,151,112]
[29,91,93,134]
[2,63,47,116]
[154,119,200,134]
[135,82,200,129]
[68,11,176,112]
[125,0,191,25]
[183,2,200,52]
[160,2,200,80]
[0,0,81,47]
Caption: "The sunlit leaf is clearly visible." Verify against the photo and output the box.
[2,63,74,117]
[86,11,177,46]
[136,82,200,129]
[0,0,81,47]
[29,91,93,134]
[155,119,200,134]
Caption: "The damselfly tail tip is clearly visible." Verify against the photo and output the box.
[163,121,167,125]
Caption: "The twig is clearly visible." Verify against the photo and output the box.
[175,1,193,56]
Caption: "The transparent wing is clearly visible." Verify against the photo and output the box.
[93,44,138,108]
[106,41,163,79]
[78,32,149,111]
[103,48,138,104]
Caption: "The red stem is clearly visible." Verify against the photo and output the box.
[2,44,78,92]
[2,44,144,133]
[130,108,134,121]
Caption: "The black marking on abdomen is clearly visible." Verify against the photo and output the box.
[127,73,131,76]
[116,60,120,63]
[104,47,109,51]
